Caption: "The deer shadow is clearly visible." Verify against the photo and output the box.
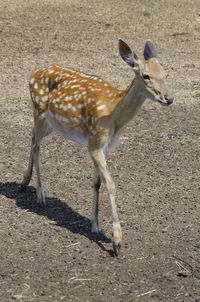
[0,181,114,256]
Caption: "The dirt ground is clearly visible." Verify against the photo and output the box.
[0,0,200,301]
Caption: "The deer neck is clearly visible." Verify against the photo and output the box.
[111,78,146,131]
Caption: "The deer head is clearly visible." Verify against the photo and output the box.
[118,39,173,106]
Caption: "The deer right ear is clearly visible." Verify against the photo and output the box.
[143,40,157,60]
[118,39,138,68]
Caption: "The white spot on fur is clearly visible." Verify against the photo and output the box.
[71,85,80,89]
[64,96,73,102]
[78,103,84,109]
[34,82,38,89]
[97,104,105,110]
[42,95,48,102]
[40,102,45,109]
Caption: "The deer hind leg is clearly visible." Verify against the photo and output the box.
[90,149,122,256]
[22,129,35,186]
[91,168,101,233]
[22,116,52,206]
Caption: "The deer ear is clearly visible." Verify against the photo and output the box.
[143,40,157,60]
[118,39,138,68]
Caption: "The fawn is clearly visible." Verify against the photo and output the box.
[22,39,173,255]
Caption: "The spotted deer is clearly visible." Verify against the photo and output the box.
[22,39,173,255]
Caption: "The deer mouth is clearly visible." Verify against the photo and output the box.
[165,95,174,105]
[157,95,174,106]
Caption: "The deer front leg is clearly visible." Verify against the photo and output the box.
[91,168,101,233]
[90,149,122,256]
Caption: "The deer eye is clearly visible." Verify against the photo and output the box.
[143,74,150,80]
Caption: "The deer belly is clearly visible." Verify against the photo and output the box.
[46,114,88,147]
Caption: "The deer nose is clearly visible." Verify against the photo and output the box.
[164,95,174,105]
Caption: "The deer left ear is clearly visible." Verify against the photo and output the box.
[143,40,157,60]
[118,39,139,68]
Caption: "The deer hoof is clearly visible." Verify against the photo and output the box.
[113,242,121,256]
[38,201,46,208]
[37,197,46,208]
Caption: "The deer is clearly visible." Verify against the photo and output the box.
[22,39,173,256]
